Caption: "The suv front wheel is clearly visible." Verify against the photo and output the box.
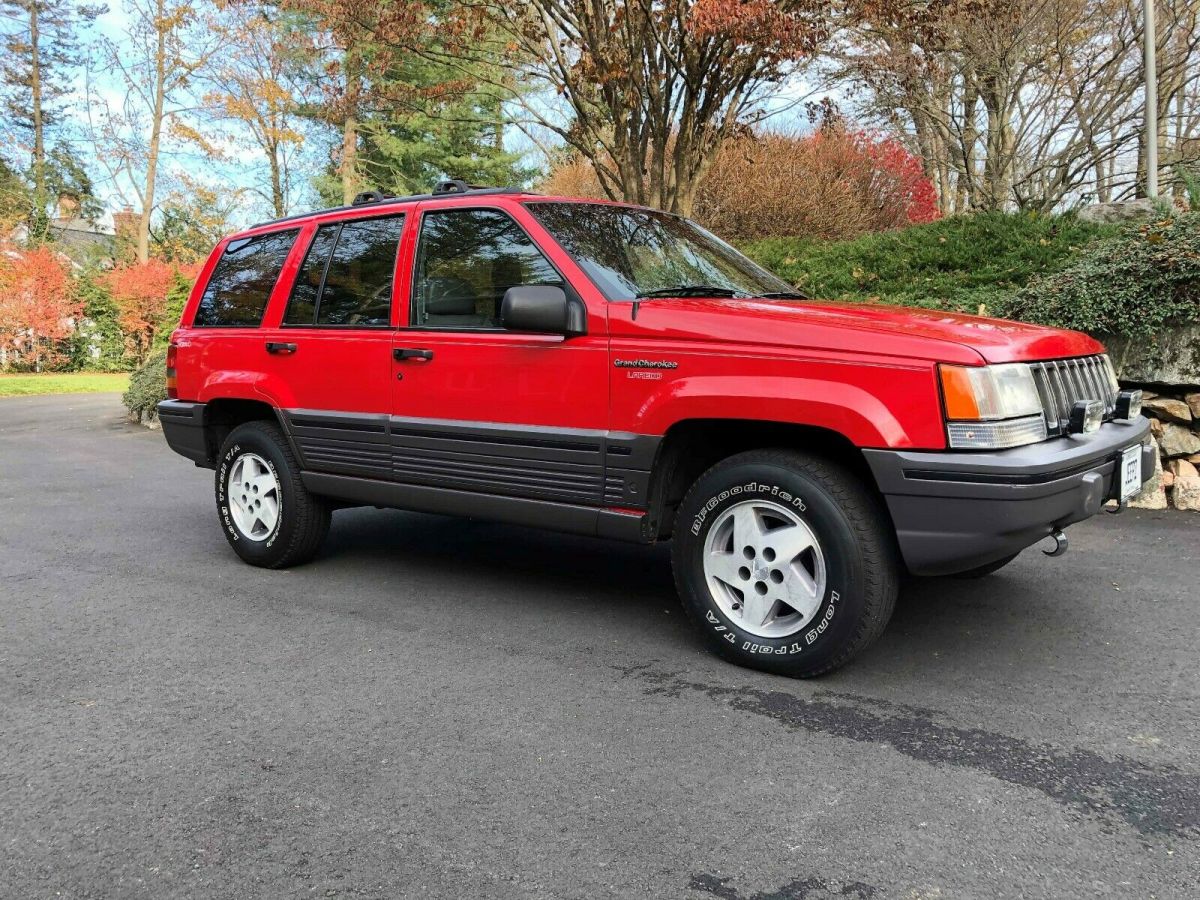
[672,449,899,677]
[215,421,331,568]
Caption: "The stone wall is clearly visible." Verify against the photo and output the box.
[1105,325,1200,387]
[1127,389,1200,511]
[1105,327,1200,511]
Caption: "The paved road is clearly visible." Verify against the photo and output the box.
[2,393,1199,899]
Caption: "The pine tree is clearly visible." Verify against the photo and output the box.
[283,0,530,203]
[0,0,104,237]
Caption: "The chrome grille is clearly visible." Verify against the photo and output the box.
[1028,355,1117,436]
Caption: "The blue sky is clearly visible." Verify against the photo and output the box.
[48,1,820,233]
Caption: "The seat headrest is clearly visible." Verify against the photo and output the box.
[425,277,477,315]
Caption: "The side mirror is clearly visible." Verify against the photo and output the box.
[501,285,587,336]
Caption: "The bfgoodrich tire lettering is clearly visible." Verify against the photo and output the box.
[216,421,330,568]
[672,449,899,677]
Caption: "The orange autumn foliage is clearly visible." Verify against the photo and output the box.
[102,259,200,360]
[0,244,81,370]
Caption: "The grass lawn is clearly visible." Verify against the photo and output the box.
[0,372,130,398]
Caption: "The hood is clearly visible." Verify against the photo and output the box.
[610,297,1104,365]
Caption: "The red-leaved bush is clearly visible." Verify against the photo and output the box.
[102,260,200,361]
[862,135,941,226]
[0,244,81,370]
[541,128,942,242]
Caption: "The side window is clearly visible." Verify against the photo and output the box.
[282,214,404,327]
[193,229,299,327]
[412,208,562,329]
[283,225,338,325]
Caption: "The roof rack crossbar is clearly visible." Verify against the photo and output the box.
[352,189,395,206]
[432,179,476,195]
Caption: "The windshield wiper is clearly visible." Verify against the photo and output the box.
[758,290,810,300]
[636,284,743,298]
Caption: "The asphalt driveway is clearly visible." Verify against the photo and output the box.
[2,393,1198,899]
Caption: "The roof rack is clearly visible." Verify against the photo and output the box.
[432,179,481,195]
[352,189,395,205]
[249,182,534,230]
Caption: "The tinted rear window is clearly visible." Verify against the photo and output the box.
[193,229,299,327]
[283,225,339,325]
[281,215,403,327]
[316,216,404,326]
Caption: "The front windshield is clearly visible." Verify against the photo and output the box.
[526,201,795,300]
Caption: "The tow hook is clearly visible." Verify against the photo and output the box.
[1042,530,1069,557]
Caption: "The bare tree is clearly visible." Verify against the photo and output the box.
[201,2,309,217]
[835,0,1200,212]
[427,0,831,215]
[87,0,216,262]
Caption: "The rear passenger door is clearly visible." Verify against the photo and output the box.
[388,204,612,507]
[258,212,406,480]
[182,227,303,403]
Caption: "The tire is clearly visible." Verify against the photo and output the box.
[952,552,1019,579]
[215,420,330,568]
[671,449,899,678]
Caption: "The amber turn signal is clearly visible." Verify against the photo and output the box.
[939,366,981,420]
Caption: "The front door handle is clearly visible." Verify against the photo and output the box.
[394,348,434,361]
[265,342,297,354]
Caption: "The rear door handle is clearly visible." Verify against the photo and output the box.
[394,348,434,361]
[265,342,297,355]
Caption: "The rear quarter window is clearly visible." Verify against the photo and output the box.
[193,229,300,327]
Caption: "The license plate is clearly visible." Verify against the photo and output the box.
[1119,445,1142,500]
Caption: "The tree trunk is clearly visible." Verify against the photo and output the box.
[341,114,358,205]
[137,0,168,264]
[269,142,284,217]
[339,53,362,205]
[1090,138,1111,203]
[979,77,1014,211]
[958,75,981,212]
[29,1,46,236]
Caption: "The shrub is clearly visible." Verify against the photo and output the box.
[695,130,939,241]
[122,348,167,422]
[1003,213,1200,338]
[539,128,941,242]
[540,155,604,200]
[745,212,1117,314]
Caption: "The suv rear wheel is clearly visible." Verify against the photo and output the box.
[672,449,899,678]
[215,421,330,568]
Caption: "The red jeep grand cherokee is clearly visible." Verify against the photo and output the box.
[159,180,1153,677]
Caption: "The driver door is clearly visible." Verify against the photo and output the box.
[388,203,611,506]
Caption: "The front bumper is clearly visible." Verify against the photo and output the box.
[863,418,1154,577]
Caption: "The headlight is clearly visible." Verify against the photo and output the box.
[939,363,1047,450]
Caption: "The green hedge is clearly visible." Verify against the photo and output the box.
[122,349,167,418]
[744,212,1118,316]
[1004,213,1200,338]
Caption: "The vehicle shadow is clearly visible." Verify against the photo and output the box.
[317,506,1069,680]
[322,506,675,593]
